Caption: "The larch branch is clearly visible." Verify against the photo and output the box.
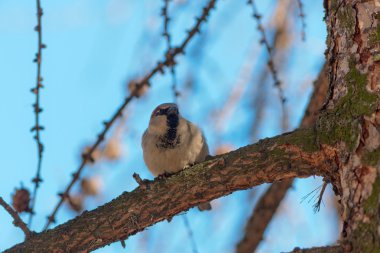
[247,0,287,130]
[29,0,46,227]
[5,128,337,253]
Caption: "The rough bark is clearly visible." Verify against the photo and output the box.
[236,62,329,253]
[5,128,337,253]
[285,245,343,253]
[322,1,380,252]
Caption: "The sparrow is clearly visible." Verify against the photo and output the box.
[141,103,211,211]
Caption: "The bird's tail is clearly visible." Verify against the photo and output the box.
[197,202,212,211]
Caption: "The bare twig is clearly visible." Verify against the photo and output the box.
[247,0,288,131]
[182,215,199,253]
[43,0,218,230]
[0,197,32,239]
[162,0,180,100]
[29,0,46,227]
[296,0,307,41]
[250,0,293,139]
[313,181,327,212]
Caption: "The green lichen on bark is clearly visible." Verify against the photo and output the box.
[369,12,380,46]
[337,6,356,36]
[363,147,380,167]
[352,177,380,253]
[369,13,380,44]
[317,60,378,150]
[275,128,318,152]
[369,25,380,45]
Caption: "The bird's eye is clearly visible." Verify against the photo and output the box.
[151,108,165,118]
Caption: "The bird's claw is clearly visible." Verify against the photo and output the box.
[156,172,173,180]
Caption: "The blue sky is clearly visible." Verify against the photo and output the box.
[0,1,338,252]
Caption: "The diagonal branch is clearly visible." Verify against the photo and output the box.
[236,179,293,253]
[0,197,33,239]
[6,128,337,253]
[43,0,218,230]
[236,63,329,253]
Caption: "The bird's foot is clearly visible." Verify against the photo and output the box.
[183,162,196,170]
[156,172,173,180]
[205,155,213,161]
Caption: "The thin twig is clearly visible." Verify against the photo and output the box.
[162,0,180,101]
[43,0,218,231]
[182,215,199,253]
[29,0,46,227]
[0,197,32,239]
[247,0,288,131]
[296,0,306,41]
[250,0,293,138]
[313,181,327,212]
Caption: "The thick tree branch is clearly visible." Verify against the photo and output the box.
[236,62,329,253]
[5,128,337,253]
[285,245,342,253]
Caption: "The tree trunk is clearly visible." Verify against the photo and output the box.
[323,1,380,252]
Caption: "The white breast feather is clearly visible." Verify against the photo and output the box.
[142,119,209,177]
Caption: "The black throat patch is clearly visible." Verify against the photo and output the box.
[157,113,181,149]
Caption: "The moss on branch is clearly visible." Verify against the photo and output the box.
[317,60,378,150]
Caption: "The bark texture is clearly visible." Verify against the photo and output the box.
[323,1,380,252]
[285,245,343,253]
[5,129,337,253]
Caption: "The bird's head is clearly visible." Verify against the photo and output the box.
[148,103,179,135]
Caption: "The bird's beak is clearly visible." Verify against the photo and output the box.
[167,106,179,116]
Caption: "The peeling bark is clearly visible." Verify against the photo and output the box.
[5,129,337,253]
